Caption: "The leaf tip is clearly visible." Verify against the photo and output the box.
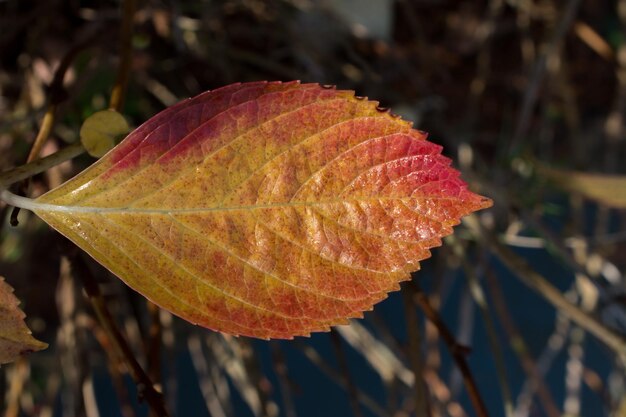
[479,196,494,209]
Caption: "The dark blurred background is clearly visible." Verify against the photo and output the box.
[1,1,626,417]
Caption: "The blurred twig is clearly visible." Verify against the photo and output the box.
[210,336,269,417]
[56,256,88,417]
[0,142,85,189]
[66,248,170,417]
[604,0,626,172]
[402,289,430,417]
[485,268,561,417]
[293,341,391,417]
[25,28,103,163]
[573,22,613,61]
[146,301,162,417]
[465,215,626,363]
[86,315,137,417]
[9,29,102,224]
[160,311,178,412]
[509,0,582,153]
[337,318,413,415]
[407,281,490,417]
[330,329,364,417]
[563,327,585,416]
[448,238,514,417]
[109,0,136,112]
[237,339,278,417]
[3,358,28,417]
[269,342,297,417]
[336,321,413,387]
[466,0,505,127]
[516,293,571,416]
[188,334,229,417]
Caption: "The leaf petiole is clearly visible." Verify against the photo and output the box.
[0,189,38,212]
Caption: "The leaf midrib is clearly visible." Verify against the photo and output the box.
[30,195,461,215]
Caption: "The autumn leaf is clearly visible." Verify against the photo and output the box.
[22,81,490,339]
[0,277,48,364]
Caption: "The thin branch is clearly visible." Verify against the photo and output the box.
[269,342,297,417]
[563,327,585,416]
[293,341,391,417]
[0,142,85,189]
[401,289,431,417]
[10,29,102,223]
[509,0,582,153]
[109,0,136,112]
[188,334,229,417]
[335,321,414,387]
[146,301,163,417]
[465,215,626,364]
[56,256,88,417]
[26,27,103,163]
[485,268,561,417]
[66,247,170,417]
[27,107,57,164]
[330,329,364,417]
[449,238,514,417]
[515,295,571,416]
[3,358,28,417]
[407,281,490,417]
[210,336,270,417]
[93,323,138,417]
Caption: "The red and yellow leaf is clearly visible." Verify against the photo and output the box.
[33,81,491,339]
[0,277,47,364]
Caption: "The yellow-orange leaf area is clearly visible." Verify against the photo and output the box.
[0,277,47,364]
[33,81,492,339]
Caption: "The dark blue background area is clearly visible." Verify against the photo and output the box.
[54,234,618,417]
[45,202,621,417]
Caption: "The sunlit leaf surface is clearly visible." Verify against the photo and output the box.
[0,277,47,364]
[33,81,491,338]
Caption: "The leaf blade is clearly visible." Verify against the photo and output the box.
[34,81,491,338]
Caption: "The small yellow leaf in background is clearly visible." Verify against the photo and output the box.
[0,277,47,365]
[539,164,626,209]
[80,109,130,158]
